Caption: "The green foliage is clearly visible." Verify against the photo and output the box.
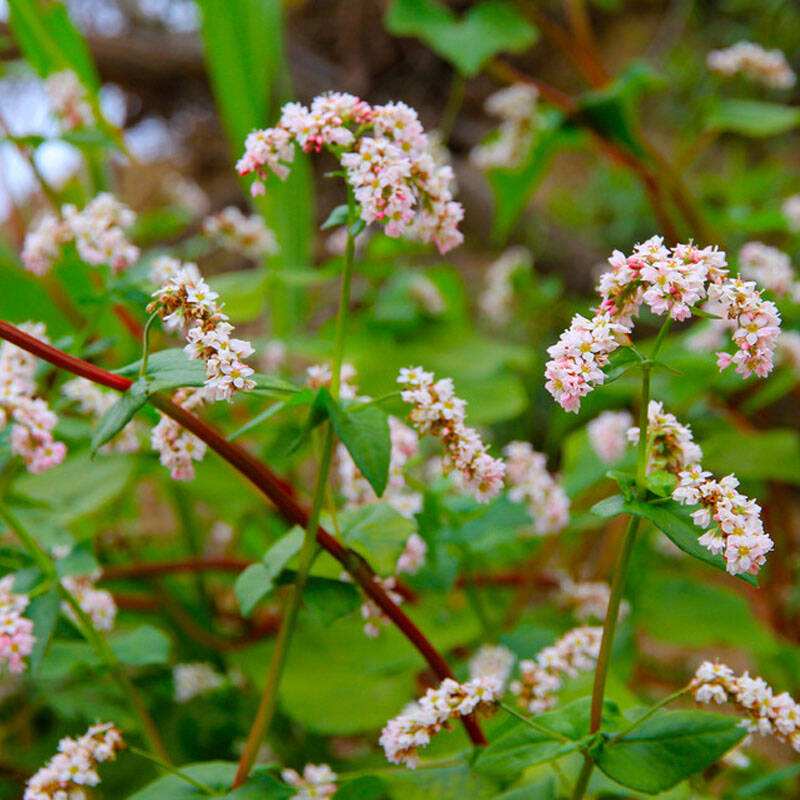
[338,503,414,574]
[109,625,171,666]
[706,99,800,138]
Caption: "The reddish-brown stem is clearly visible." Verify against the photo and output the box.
[0,319,486,746]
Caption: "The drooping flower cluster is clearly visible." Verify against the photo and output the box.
[45,70,94,130]
[479,246,532,325]
[0,322,67,474]
[738,242,799,299]
[151,387,208,480]
[398,367,505,502]
[396,533,427,575]
[0,576,35,674]
[237,93,464,253]
[556,573,628,623]
[22,193,139,276]
[510,627,602,715]
[783,194,800,233]
[469,644,516,692]
[503,441,569,536]
[361,576,404,639]
[173,662,225,702]
[281,764,338,799]
[380,677,500,767]
[149,257,256,399]
[23,723,124,800]
[692,662,800,752]
[61,574,117,632]
[588,410,633,463]
[62,378,140,453]
[471,84,539,171]
[707,42,796,89]
[202,206,278,260]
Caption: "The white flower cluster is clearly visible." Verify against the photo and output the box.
[24,723,124,800]
[22,193,139,276]
[0,575,35,674]
[707,42,796,89]
[782,195,800,233]
[149,257,256,399]
[479,247,532,326]
[173,661,225,702]
[45,70,94,130]
[739,242,799,299]
[626,400,703,476]
[469,644,516,692]
[361,575,404,639]
[471,84,538,171]
[202,206,279,260]
[281,764,337,799]
[337,416,422,519]
[503,441,569,536]
[398,367,505,502]
[237,93,464,253]
[305,362,358,400]
[408,274,445,315]
[0,322,67,474]
[396,533,427,575]
[510,626,602,714]
[556,573,627,622]
[61,574,117,632]
[588,410,633,463]
[692,662,800,751]
[380,676,500,767]
[151,387,208,480]
[62,378,139,453]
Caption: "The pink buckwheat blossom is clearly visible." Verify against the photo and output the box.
[202,206,278,260]
[281,763,337,799]
[380,677,499,766]
[556,573,628,623]
[45,70,94,130]
[24,722,124,800]
[471,84,538,171]
[237,93,464,253]
[479,246,532,326]
[360,575,404,639]
[588,410,633,463]
[61,573,117,632]
[469,644,516,692]
[0,576,35,674]
[151,388,208,480]
[398,367,505,502]
[707,42,796,89]
[396,532,427,575]
[738,242,798,298]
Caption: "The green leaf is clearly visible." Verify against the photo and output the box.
[109,625,171,666]
[129,762,239,799]
[235,526,304,616]
[324,395,391,497]
[90,382,148,454]
[333,775,387,800]
[209,269,268,323]
[732,763,800,798]
[591,494,625,519]
[303,577,361,625]
[381,764,499,800]
[321,204,349,230]
[26,588,60,674]
[339,503,415,574]
[385,0,537,77]
[706,99,800,138]
[116,349,207,391]
[622,497,757,586]
[700,428,800,485]
[596,709,746,793]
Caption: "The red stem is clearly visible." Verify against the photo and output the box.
[0,319,486,746]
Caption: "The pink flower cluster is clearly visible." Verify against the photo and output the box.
[556,573,627,623]
[510,626,602,714]
[237,93,464,253]
[281,764,337,800]
[398,367,505,502]
[0,575,35,674]
[360,575,404,639]
[471,84,538,171]
[22,193,139,276]
[24,723,124,800]
[469,644,516,692]
[738,242,798,299]
[151,387,208,480]
[707,41,796,89]
[692,662,800,751]
[61,574,117,632]
[396,533,427,575]
[626,400,703,475]
[62,378,139,453]
[503,441,569,535]
[202,206,278,260]
[380,676,499,766]
[150,257,256,399]
[45,70,94,130]
[588,410,633,463]
[0,322,66,474]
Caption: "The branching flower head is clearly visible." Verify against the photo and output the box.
[0,575,35,674]
[237,93,464,253]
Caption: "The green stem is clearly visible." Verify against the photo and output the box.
[129,747,217,796]
[609,687,689,742]
[0,503,169,762]
[635,365,651,490]
[139,310,161,380]
[651,317,672,361]
[500,702,572,744]
[572,755,594,800]
[438,73,466,144]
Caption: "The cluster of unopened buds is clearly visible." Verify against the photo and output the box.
[22,193,139,276]
[503,441,569,535]
[511,626,602,714]
[237,92,464,253]
[469,644,516,692]
[173,661,225,703]
[546,237,781,413]
[151,387,208,480]
[692,662,800,751]
[149,256,256,400]
[61,573,117,632]
[45,69,94,130]
[588,409,633,463]
[281,763,337,799]
[380,676,499,766]
[24,722,124,800]
[63,378,140,453]
[471,84,539,171]
[738,242,799,299]
[479,246,532,325]
[707,41,796,89]
[0,575,35,674]
[0,322,66,474]
[202,205,278,260]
